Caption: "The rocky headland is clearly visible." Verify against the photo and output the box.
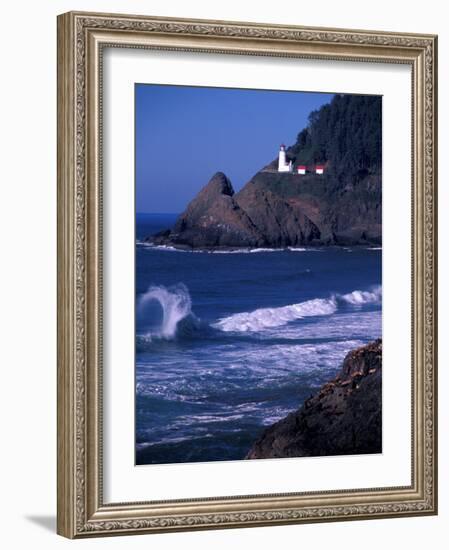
[246,339,382,459]
[146,94,382,249]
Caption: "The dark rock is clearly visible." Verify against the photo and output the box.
[149,172,265,249]
[234,180,322,246]
[246,339,382,459]
[147,168,381,249]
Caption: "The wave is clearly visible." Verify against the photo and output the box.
[214,285,382,333]
[137,283,195,339]
[213,297,338,332]
[136,283,382,340]
[340,286,382,306]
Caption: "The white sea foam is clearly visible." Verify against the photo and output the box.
[136,241,185,252]
[208,249,253,254]
[138,283,192,339]
[287,247,323,252]
[249,248,279,253]
[211,248,281,254]
[211,246,322,254]
[340,285,382,306]
[137,241,323,254]
[214,285,382,333]
[152,244,184,252]
[213,297,338,332]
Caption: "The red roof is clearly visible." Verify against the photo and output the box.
[298,165,306,169]
[315,165,325,169]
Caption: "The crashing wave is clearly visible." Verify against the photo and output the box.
[137,283,382,337]
[213,297,338,332]
[137,283,194,339]
[340,285,382,306]
[214,285,382,333]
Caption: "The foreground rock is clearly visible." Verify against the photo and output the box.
[246,339,382,459]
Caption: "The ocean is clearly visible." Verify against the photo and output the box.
[135,213,382,465]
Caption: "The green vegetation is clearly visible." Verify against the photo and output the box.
[288,94,382,182]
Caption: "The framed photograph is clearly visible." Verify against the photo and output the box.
[57,11,438,538]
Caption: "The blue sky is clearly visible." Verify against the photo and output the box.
[136,84,332,213]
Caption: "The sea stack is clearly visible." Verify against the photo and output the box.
[148,171,266,249]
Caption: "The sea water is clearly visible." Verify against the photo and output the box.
[135,213,382,465]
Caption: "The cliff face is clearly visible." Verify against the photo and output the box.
[234,170,381,246]
[148,168,381,248]
[153,172,265,249]
[246,339,382,459]
[147,94,382,249]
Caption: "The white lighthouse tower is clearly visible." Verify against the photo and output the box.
[278,144,292,172]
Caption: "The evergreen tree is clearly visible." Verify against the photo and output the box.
[289,94,382,183]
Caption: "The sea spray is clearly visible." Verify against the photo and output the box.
[137,282,382,337]
[340,285,382,306]
[213,297,338,332]
[214,285,382,333]
[138,283,193,339]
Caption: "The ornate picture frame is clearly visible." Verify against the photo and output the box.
[57,11,437,538]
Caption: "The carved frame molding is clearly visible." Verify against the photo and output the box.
[57,11,437,538]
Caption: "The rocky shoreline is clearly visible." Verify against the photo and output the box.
[246,339,382,459]
[141,241,382,253]
[146,170,381,250]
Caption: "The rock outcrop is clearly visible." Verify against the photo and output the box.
[148,169,381,249]
[146,93,382,249]
[246,339,382,459]
[151,172,265,249]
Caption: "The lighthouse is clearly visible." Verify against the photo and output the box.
[278,144,292,172]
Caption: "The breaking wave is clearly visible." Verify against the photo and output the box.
[137,283,382,339]
[213,297,338,332]
[340,286,382,306]
[137,283,195,340]
[214,285,382,333]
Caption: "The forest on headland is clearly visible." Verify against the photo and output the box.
[288,94,382,182]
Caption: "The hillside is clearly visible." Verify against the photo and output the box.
[284,94,381,181]
[146,94,382,249]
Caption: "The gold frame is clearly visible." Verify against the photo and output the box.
[57,11,438,539]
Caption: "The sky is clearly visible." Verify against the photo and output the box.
[136,84,333,213]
